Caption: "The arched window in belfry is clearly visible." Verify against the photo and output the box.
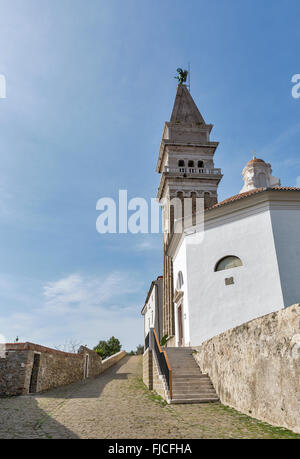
[178,160,185,167]
[188,160,194,168]
[198,160,204,168]
[214,256,243,272]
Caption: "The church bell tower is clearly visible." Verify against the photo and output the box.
[156,83,223,345]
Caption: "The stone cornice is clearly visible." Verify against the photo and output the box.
[157,173,223,201]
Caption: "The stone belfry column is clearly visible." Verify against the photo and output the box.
[156,84,223,346]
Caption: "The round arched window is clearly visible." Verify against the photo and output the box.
[215,256,243,272]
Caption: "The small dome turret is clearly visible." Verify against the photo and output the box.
[240,155,281,194]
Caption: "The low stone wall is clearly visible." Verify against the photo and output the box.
[101,350,127,372]
[36,351,84,393]
[193,304,300,434]
[0,350,30,396]
[0,342,126,396]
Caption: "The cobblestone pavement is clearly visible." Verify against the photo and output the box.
[0,355,298,439]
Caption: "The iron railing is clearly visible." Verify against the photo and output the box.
[151,329,173,399]
[164,166,222,175]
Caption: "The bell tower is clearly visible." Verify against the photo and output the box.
[156,83,223,345]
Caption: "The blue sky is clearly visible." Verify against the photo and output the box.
[0,0,299,351]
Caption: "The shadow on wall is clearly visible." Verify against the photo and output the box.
[0,342,126,396]
[37,356,131,399]
[0,356,132,438]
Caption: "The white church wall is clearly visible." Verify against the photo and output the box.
[173,239,191,346]
[270,204,300,308]
[179,205,284,346]
[144,287,156,338]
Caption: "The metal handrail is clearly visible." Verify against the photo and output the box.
[152,329,173,400]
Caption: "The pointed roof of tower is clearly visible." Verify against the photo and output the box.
[170,84,205,124]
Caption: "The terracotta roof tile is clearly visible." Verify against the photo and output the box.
[208,187,300,211]
[246,158,266,166]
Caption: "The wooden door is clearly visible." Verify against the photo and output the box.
[178,304,184,347]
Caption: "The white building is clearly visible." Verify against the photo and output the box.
[155,84,300,348]
[141,276,163,343]
[169,185,300,347]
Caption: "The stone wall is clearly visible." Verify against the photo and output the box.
[102,351,127,372]
[152,354,167,399]
[142,348,168,400]
[0,350,30,396]
[143,349,153,390]
[0,342,126,396]
[36,351,84,393]
[79,346,102,379]
[193,304,300,434]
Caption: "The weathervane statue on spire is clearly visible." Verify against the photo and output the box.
[175,68,188,85]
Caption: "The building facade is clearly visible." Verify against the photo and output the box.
[141,276,163,343]
[155,83,300,348]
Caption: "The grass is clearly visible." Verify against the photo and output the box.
[132,366,300,439]
[209,403,300,439]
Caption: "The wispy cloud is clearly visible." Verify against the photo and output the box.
[260,122,300,159]
[0,271,145,350]
[43,272,141,314]
[134,239,161,252]
[296,176,300,187]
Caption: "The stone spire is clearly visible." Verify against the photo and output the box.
[170,84,205,124]
[156,84,223,344]
[240,157,281,194]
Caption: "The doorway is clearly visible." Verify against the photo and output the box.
[177,304,184,347]
[29,353,41,394]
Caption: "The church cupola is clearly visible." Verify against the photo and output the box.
[240,156,281,194]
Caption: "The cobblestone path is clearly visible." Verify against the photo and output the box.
[0,355,298,439]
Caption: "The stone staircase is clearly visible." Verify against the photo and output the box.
[164,347,219,404]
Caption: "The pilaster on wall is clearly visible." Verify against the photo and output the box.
[163,246,175,339]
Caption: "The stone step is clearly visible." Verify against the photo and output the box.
[173,373,208,379]
[172,392,217,398]
[161,348,218,405]
[166,349,193,356]
[168,363,197,367]
[167,356,196,360]
[170,397,219,405]
[165,347,193,350]
[170,362,200,370]
[172,371,201,376]
[166,353,194,357]
[168,358,195,361]
[173,383,214,390]
[172,387,217,394]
